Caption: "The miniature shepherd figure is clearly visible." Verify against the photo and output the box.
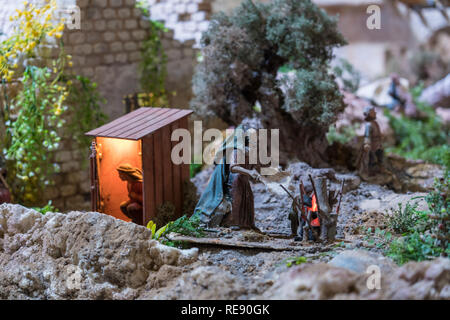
[192,123,261,230]
[387,74,418,118]
[117,164,143,225]
[358,106,384,179]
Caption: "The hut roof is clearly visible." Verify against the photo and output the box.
[85,107,193,140]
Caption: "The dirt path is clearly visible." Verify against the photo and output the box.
[188,160,438,296]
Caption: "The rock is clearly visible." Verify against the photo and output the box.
[328,250,397,274]
[260,263,361,300]
[336,173,361,193]
[0,204,198,299]
[152,266,247,300]
[359,199,381,212]
[260,257,450,300]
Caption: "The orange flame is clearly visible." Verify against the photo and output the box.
[308,194,318,212]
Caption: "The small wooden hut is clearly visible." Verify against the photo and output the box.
[85,107,193,226]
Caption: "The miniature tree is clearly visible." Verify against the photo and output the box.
[191,0,347,166]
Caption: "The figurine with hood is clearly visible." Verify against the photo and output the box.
[192,119,262,230]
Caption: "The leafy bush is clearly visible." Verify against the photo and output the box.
[332,58,361,93]
[385,85,450,166]
[387,232,443,265]
[385,172,449,264]
[326,123,359,145]
[424,171,449,254]
[284,256,308,268]
[387,201,420,234]
[33,200,57,215]
[147,215,204,247]
[0,2,106,207]
[191,0,346,165]
[66,75,107,151]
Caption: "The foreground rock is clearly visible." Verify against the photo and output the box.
[261,256,449,300]
[329,250,397,274]
[0,204,198,299]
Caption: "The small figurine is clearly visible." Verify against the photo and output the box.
[192,123,262,230]
[358,106,384,179]
[387,74,418,118]
[117,164,143,225]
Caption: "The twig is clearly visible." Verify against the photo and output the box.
[336,179,345,215]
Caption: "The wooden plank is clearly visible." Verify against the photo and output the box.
[171,121,182,218]
[86,107,193,141]
[166,235,301,251]
[86,107,149,137]
[166,234,339,252]
[126,110,192,140]
[109,108,174,138]
[161,125,174,207]
[142,135,156,224]
[153,130,164,208]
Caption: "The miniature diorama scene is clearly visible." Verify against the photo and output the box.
[0,0,448,303]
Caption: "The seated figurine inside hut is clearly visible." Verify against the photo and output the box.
[117,164,143,225]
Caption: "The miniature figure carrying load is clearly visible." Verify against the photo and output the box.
[387,74,419,118]
[192,124,262,230]
[358,106,384,179]
[356,106,403,190]
[117,164,144,225]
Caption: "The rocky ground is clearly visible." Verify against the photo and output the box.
[0,161,448,300]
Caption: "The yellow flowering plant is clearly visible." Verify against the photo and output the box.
[0,1,107,206]
[0,0,64,82]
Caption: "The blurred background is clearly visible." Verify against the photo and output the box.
[0,0,448,211]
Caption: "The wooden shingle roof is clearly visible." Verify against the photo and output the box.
[85,107,193,140]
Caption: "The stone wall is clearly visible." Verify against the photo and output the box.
[43,0,151,211]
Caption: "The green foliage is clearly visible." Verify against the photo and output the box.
[281,67,344,127]
[385,85,450,166]
[276,256,308,268]
[190,163,203,178]
[136,0,170,107]
[326,123,359,145]
[387,232,443,265]
[192,0,346,128]
[284,256,308,268]
[387,201,420,234]
[333,58,361,93]
[424,171,449,254]
[147,215,205,247]
[33,200,57,215]
[1,56,106,206]
[385,173,449,264]
[66,75,107,151]
[0,4,106,207]
[3,66,65,205]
